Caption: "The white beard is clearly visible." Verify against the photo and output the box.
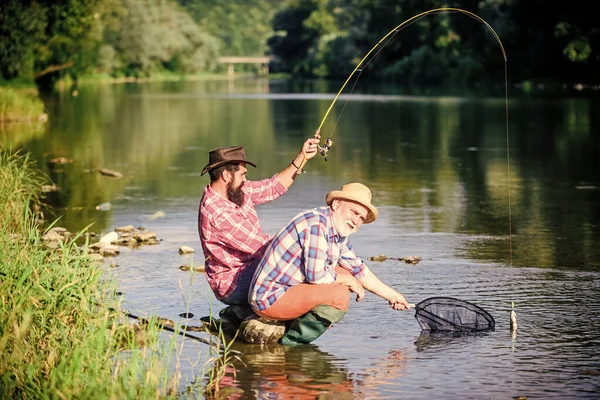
[332,213,357,238]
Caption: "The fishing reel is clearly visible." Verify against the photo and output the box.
[317,138,334,161]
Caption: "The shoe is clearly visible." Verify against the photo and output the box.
[218,305,255,324]
[240,317,286,344]
[200,315,240,335]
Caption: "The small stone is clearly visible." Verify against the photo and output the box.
[97,168,123,179]
[179,265,205,273]
[149,210,165,220]
[95,202,112,211]
[115,225,135,233]
[99,232,119,244]
[41,184,60,192]
[89,242,105,251]
[368,254,387,262]
[88,253,104,263]
[140,317,175,328]
[178,245,195,254]
[401,255,422,264]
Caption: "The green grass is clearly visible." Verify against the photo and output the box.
[0,149,229,399]
[0,86,46,122]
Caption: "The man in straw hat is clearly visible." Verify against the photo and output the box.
[245,182,411,345]
[198,133,321,317]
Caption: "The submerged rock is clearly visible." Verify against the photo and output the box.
[367,255,422,264]
[140,317,175,329]
[179,265,205,273]
[97,168,123,179]
[178,245,195,254]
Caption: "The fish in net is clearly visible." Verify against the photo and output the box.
[414,297,495,332]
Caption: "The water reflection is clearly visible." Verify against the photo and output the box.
[209,343,354,399]
[413,331,493,353]
[4,78,600,398]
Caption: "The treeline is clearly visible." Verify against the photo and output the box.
[268,0,598,87]
[0,0,285,89]
[0,0,597,90]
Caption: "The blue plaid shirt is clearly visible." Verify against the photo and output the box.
[249,206,367,311]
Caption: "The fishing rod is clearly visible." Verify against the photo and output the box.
[295,9,509,180]
[294,7,513,264]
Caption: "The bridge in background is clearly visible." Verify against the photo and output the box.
[218,56,273,79]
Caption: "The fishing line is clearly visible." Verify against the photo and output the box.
[302,7,513,263]
[328,15,429,138]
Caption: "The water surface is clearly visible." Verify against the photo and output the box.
[2,79,599,398]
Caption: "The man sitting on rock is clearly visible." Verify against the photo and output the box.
[246,182,411,345]
[198,134,320,323]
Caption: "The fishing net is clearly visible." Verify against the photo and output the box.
[414,297,495,332]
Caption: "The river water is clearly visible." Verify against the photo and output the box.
[2,79,600,398]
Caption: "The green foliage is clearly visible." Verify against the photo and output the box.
[179,0,286,60]
[0,87,46,122]
[103,0,219,76]
[0,1,46,82]
[269,0,599,86]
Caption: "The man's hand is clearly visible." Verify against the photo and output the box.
[335,271,365,302]
[301,130,321,161]
[388,292,410,310]
[348,278,365,302]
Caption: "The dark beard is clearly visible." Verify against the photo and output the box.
[227,181,244,207]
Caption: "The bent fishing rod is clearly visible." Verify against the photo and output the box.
[293,8,512,262]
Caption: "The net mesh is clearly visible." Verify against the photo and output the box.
[414,297,495,332]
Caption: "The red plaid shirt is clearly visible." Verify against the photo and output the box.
[198,175,287,300]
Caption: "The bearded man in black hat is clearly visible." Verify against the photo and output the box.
[198,133,321,313]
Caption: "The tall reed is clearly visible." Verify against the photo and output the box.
[0,149,225,399]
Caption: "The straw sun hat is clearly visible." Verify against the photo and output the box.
[325,182,378,224]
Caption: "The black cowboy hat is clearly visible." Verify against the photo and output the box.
[201,146,257,176]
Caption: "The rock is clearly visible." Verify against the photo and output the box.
[133,231,156,242]
[48,157,73,165]
[41,184,60,192]
[99,232,119,244]
[240,318,286,344]
[97,168,123,179]
[100,247,119,257]
[149,210,165,220]
[401,255,422,264]
[579,369,600,376]
[115,225,135,233]
[95,202,112,211]
[140,317,175,329]
[89,242,105,251]
[42,231,62,243]
[88,253,104,263]
[178,245,195,254]
[368,254,387,262]
[179,313,194,318]
[179,265,205,273]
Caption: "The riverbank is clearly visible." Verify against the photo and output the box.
[0,86,47,123]
[0,149,217,398]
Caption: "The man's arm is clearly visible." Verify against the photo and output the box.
[277,131,321,188]
[358,266,410,310]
